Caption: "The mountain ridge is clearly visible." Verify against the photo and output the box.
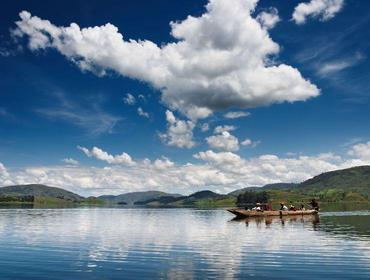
[98,191,183,205]
[0,184,82,201]
[1,165,369,205]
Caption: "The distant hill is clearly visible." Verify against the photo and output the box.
[299,166,370,191]
[2,165,369,207]
[0,184,82,201]
[134,195,184,205]
[136,190,233,207]
[236,166,370,204]
[228,187,259,196]
[294,166,370,201]
[228,183,297,197]
[187,190,222,199]
[98,191,182,205]
[175,190,225,206]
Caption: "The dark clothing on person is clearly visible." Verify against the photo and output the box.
[310,199,320,211]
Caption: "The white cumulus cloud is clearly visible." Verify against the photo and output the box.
[348,141,370,160]
[153,157,175,170]
[206,131,240,152]
[137,107,150,119]
[159,110,196,148]
[13,0,319,119]
[241,138,260,147]
[0,162,13,186]
[78,146,135,166]
[123,93,136,105]
[1,141,370,196]
[292,0,344,25]
[256,7,280,29]
[241,138,252,146]
[200,123,210,132]
[194,150,244,167]
[214,125,237,134]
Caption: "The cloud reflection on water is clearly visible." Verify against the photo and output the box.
[0,209,369,279]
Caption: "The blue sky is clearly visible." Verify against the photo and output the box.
[0,0,369,195]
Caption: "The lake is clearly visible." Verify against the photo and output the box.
[0,208,369,279]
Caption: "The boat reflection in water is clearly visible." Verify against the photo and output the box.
[230,214,320,229]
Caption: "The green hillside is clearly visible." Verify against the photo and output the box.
[0,184,105,206]
[98,191,182,205]
[136,190,234,207]
[2,165,369,208]
[228,187,260,196]
[0,184,82,201]
[294,165,370,201]
[228,183,298,197]
[236,166,370,206]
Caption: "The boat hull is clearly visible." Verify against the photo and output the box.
[227,209,318,218]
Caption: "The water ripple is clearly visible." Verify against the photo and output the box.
[0,209,369,279]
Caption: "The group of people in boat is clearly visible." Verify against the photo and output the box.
[280,199,319,211]
[250,199,319,212]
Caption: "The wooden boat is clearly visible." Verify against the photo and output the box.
[227,208,318,218]
[229,214,320,225]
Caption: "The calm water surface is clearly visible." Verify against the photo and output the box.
[0,208,369,279]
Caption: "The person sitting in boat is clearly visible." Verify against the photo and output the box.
[310,199,320,211]
[252,202,263,211]
[265,203,273,211]
[289,201,296,211]
[280,202,288,211]
[300,204,305,210]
